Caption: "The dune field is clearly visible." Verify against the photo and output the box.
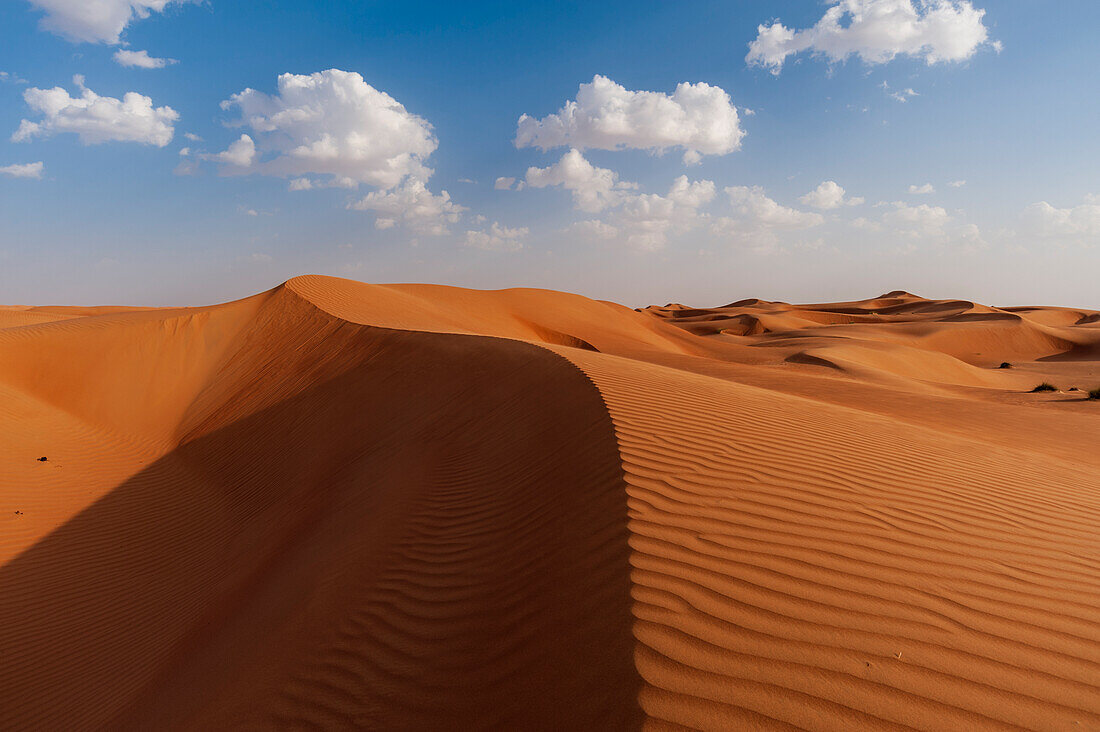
[2,275,1099,730]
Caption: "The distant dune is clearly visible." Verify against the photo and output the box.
[2,276,1099,729]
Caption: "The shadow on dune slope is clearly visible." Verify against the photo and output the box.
[0,311,641,729]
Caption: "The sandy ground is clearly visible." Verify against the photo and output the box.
[1,277,1098,729]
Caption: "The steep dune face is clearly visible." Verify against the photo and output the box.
[1,276,1099,729]
[0,284,639,729]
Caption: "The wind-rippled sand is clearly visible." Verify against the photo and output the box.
[1,278,1098,729]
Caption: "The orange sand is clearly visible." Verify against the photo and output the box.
[1,277,1098,729]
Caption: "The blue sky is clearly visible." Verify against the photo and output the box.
[1,0,1098,307]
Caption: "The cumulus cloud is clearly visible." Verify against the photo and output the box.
[712,186,828,253]
[27,0,191,44]
[219,69,438,189]
[515,147,718,249]
[12,75,177,146]
[0,161,44,179]
[0,71,28,85]
[747,0,996,73]
[524,148,638,213]
[882,201,951,234]
[571,219,620,241]
[350,177,466,235]
[726,186,825,230]
[948,179,966,187]
[854,200,985,249]
[851,216,882,231]
[953,222,988,251]
[215,69,469,233]
[1021,196,1100,239]
[494,176,515,190]
[210,134,256,168]
[610,176,716,250]
[800,180,864,210]
[909,183,935,194]
[113,48,177,69]
[464,222,528,251]
[516,75,745,165]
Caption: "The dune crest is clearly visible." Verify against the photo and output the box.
[2,276,1099,729]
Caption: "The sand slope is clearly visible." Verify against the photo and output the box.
[2,276,1099,729]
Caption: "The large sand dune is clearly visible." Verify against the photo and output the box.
[2,276,1099,729]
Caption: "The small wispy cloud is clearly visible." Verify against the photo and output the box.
[882,82,919,103]
[0,161,44,179]
[113,49,178,69]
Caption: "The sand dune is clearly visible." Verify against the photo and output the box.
[2,276,1099,729]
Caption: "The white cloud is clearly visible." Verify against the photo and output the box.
[113,48,177,69]
[237,205,275,218]
[882,201,951,234]
[217,69,469,233]
[173,147,200,175]
[611,175,716,250]
[747,0,996,73]
[12,75,177,146]
[909,183,935,194]
[1022,196,1100,239]
[0,161,44,179]
[885,85,919,102]
[800,180,864,210]
[948,179,966,187]
[350,177,465,235]
[524,148,637,213]
[954,222,988,251]
[464,222,528,251]
[516,148,717,250]
[219,69,438,189]
[209,133,256,168]
[726,186,824,229]
[27,0,191,44]
[183,131,202,141]
[0,71,28,85]
[516,74,745,165]
[852,200,984,249]
[571,219,620,241]
[851,216,882,231]
[494,176,515,190]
